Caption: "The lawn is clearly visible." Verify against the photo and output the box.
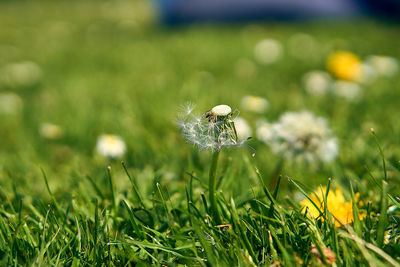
[1,0,400,265]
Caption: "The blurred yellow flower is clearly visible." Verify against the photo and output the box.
[327,51,362,81]
[300,186,365,227]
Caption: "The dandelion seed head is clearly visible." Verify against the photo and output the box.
[265,111,338,163]
[178,104,245,152]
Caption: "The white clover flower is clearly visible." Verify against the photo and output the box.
[332,80,362,102]
[256,119,273,143]
[233,117,252,141]
[0,61,42,88]
[366,55,398,77]
[302,71,332,96]
[241,95,269,113]
[0,92,23,114]
[96,134,126,158]
[254,38,283,64]
[178,104,245,152]
[265,111,338,163]
[39,123,63,140]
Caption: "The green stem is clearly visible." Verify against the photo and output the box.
[209,150,222,225]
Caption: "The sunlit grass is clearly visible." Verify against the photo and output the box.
[1,0,400,265]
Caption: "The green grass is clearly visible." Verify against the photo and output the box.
[1,0,400,265]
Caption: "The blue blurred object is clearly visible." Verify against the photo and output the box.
[159,0,400,25]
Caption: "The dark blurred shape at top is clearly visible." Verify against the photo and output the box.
[158,0,400,25]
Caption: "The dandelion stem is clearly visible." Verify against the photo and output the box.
[209,150,222,225]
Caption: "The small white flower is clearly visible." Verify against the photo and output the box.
[96,134,126,158]
[211,104,232,116]
[302,71,332,96]
[254,39,283,64]
[0,92,23,114]
[178,103,244,152]
[0,61,42,88]
[256,119,273,143]
[241,95,269,113]
[233,117,252,141]
[366,55,398,77]
[39,123,63,140]
[332,80,362,101]
[357,63,376,84]
[265,111,338,163]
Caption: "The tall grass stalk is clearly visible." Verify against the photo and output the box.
[209,150,222,225]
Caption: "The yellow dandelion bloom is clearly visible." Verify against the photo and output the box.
[300,186,365,227]
[326,51,362,81]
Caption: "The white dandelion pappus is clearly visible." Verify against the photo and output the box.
[266,111,338,163]
[241,95,269,113]
[255,119,273,143]
[233,117,252,141]
[96,134,126,158]
[178,104,246,152]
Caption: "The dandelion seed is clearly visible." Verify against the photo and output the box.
[301,186,366,227]
[327,51,362,81]
[96,134,126,158]
[254,38,283,65]
[178,103,245,152]
[302,71,332,96]
[265,111,338,163]
[39,123,63,140]
[241,95,269,113]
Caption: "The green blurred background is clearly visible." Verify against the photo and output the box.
[1,0,400,202]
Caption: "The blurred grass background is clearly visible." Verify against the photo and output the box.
[1,0,400,202]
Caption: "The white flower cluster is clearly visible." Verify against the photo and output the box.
[259,111,338,163]
[178,104,245,152]
[303,70,362,102]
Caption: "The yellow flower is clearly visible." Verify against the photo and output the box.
[326,51,362,81]
[300,186,365,227]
